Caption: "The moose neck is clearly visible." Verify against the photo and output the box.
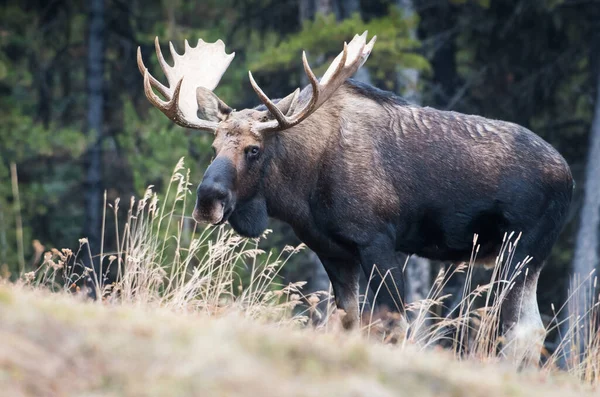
[261,104,341,226]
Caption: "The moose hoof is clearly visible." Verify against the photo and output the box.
[502,322,545,367]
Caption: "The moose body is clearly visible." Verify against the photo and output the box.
[232,79,572,263]
[138,33,573,364]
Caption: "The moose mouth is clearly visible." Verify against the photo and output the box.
[214,204,235,225]
[193,199,235,226]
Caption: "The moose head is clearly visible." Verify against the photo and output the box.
[137,33,375,231]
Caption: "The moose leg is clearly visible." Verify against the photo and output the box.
[319,256,361,330]
[498,223,556,366]
[498,193,570,365]
[500,262,545,366]
[358,233,406,317]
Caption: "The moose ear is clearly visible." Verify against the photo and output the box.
[196,87,233,122]
[274,88,300,116]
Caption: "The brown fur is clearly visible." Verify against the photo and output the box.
[195,79,572,365]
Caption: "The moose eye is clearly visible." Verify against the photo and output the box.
[246,145,260,159]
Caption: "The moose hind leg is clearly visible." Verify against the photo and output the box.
[498,186,571,365]
[500,259,545,366]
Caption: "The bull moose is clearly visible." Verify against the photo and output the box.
[137,32,573,364]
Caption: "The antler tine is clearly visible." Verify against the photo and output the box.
[142,68,170,110]
[365,35,376,53]
[322,41,349,85]
[168,76,185,116]
[142,69,218,131]
[137,46,170,98]
[248,71,291,128]
[301,50,320,109]
[168,41,180,60]
[154,37,173,83]
[301,51,319,92]
[252,32,375,134]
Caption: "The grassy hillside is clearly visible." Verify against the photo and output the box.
[0,284,595,397]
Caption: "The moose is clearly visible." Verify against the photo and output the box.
[137,32,573,364]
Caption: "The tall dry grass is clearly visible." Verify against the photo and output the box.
[17,158,600,387]
[27,158,307,324]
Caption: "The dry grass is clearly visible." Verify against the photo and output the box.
[4,158,600,396]
[0,284,596,397]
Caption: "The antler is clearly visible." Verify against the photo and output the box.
[249,31,376,134]
[137,37,235,132]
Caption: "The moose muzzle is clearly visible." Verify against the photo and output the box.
[193,157,237,225]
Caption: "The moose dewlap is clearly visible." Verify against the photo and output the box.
[137,32,574,365]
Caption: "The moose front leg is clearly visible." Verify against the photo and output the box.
[358,233,406,316]
[358,233,408,342]
[319,256,361,330]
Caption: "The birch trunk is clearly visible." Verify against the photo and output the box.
[570,66,600,331]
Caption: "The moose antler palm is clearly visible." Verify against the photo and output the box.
[137,37,235,132]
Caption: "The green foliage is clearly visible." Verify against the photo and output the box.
[248,9,430,92]
[450,0,491,8]
[0,1,89,270]
[118,100,213,195]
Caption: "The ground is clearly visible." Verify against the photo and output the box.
[0,284,595,397]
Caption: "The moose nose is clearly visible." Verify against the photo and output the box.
[193,156,237,224]
[197,183,229,203]
[194,183,231,224]
[196,156,236,204]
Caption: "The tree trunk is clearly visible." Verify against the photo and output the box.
[299,0,314,22]
[315,0,334,16]
[557,33,600,367]
[570,60,600,335]
[396,0,431,303]
[396,0,421,104]
[84,0,105,275]
[338,0,360,18]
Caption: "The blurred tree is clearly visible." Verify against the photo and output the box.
[0,0,87,274]
[570,28,600,343]
[84,0,105,269]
